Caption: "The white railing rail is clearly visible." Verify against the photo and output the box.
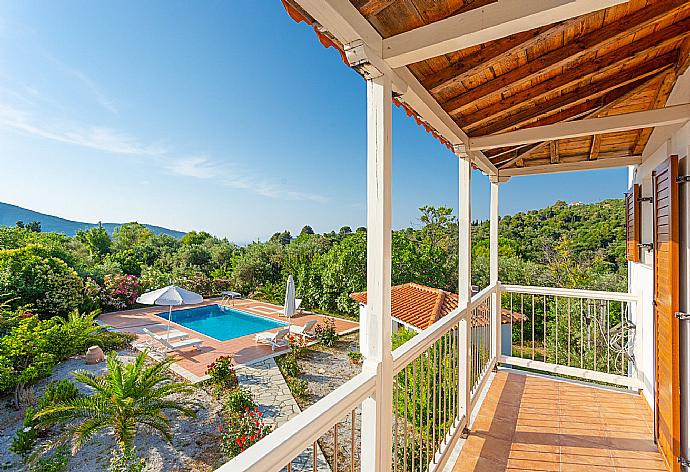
[219,369,376,472]
[500,284,641,389]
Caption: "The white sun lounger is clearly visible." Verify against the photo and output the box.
[143,327,189,342]
[143,327,202,351]
[255,327,290,351]
[289,319,317,339]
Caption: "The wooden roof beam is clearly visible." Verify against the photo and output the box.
[459,18,690,127]
[468,55,676,136]
[469,103,690,151]
[381,0,627,68]
[500,155,642,177]
[442,0,687,115]
[496,73,664,169]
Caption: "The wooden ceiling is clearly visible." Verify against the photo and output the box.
[349,0,690,171]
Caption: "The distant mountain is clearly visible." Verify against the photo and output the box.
[0,202,186,238]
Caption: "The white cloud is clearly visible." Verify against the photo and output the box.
[0,102,328,203]
[168,156,219,179]
[0,103,164,156]
[46,55,119,115]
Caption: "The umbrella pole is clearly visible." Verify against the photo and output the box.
[167,305,172,342]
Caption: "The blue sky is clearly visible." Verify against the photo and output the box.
[0,1,628,243]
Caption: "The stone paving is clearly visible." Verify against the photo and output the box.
[237,358,331,472]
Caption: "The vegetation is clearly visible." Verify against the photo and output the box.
[347,350,363,365]
[33,351,196,454]
[315,318,338,347]
[206,355,238,393]
[219,407,271,459]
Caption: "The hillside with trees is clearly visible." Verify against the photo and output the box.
[0,199,626,322]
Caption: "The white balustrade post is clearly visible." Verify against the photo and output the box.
[456,146,472,429]
[360,73,393,472]
[489,176,502,360]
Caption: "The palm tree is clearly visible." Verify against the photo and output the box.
[34,350,196,453]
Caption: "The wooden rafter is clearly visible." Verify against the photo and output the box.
[441,0,686,115]
[589,135,601,160]
[422,24,556,93]
[549,141,560,163]
[459,18,690,128]
[351,0,396,17]
[632,37,690,155]
[468,55,675,136]
[495,73,667,169]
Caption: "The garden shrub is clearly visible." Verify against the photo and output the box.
[180,272,214,297]
[206,355,238,392]
[109,442,145,472]
[30,446,69,472]
[0,245,83,318]
[89,330,136,351]
[37,379,81,411]
[224,387,255,415]
[220,407,271,459]
[10,405,38,459]
[286,377,308,399]
[99,274,142,311]
[347,351,363,365]
[276,355,300,378]
[315,317,338,347]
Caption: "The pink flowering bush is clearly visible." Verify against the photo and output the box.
[99,274,142,311]
[181,272,214,297]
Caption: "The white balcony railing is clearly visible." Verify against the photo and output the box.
[218,283,639,472]
[500,284,641,389]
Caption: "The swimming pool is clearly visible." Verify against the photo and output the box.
[156,304,287,341]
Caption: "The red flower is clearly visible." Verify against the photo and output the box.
[245,406,250,411]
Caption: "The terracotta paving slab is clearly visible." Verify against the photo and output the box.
[99,298,358,379]
[452,371,666,472]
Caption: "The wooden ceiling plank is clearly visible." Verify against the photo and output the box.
[632,37,690,155]
[381,0,628,68]
[423,24,556,93]
[469,54,676,136]
[352,0,397,17]
[458,18,690,127]
[494,73,671,168]
[442,0,686,115]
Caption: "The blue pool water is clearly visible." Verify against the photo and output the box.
[156,304,286,341]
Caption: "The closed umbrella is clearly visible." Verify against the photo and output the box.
[284,275,296,319]
[136,285,203,341]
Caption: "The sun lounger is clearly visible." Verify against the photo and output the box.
[143,327,190,342]
[255,327,290,351]
[289,319,317,339]
[143,327,202,351]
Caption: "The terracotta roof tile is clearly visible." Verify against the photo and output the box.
[350,283,524,331]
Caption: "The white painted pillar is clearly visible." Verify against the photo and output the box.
[456,147,472,427]
[360,73,393,472]
[489,177,502,359]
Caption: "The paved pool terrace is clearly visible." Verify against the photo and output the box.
[98,298,359,382]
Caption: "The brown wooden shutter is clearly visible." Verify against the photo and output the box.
[653,155,680,472]
[625,183,641,262]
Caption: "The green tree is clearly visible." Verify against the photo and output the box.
[300,225,314,236]
[338,226,353,235]
[76,224,111,259]
[34,351,196,453]
[180,231,213,246]
[270,231,292,246]
[112,223,153,253]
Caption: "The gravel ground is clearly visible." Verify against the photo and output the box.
[0,350,226,472]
